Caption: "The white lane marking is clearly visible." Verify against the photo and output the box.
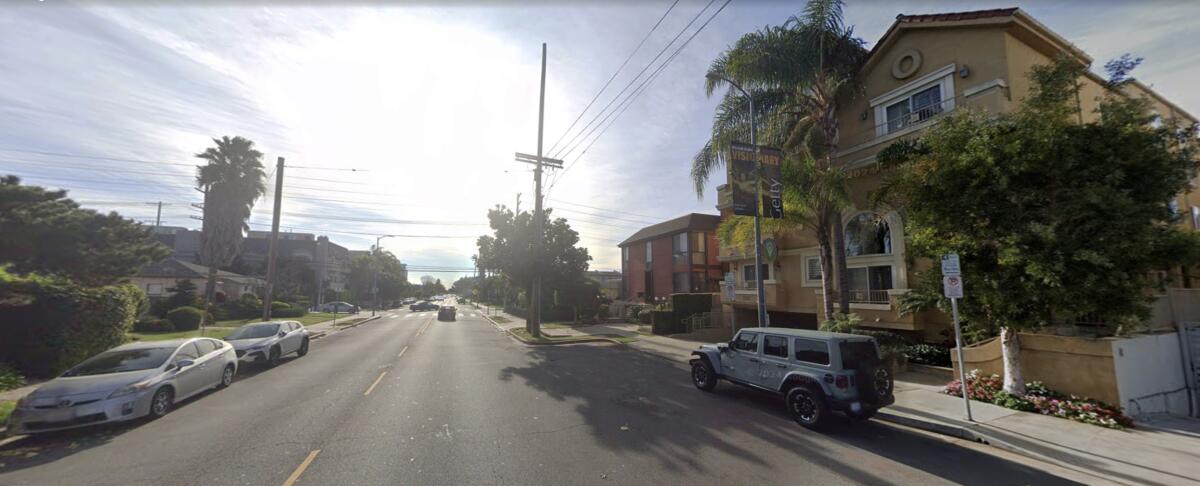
[397,346,408,358]
[282,449,321,486]
[364,371,388,396]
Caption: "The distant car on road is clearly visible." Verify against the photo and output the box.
[7,338,237,435]
[410,301,438,312]
[689,328,894,430]
[224,321,310,367]
[437,306,457,321]
[317,301,359,313]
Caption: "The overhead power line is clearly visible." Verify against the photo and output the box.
[545,0,680,156]
[549,198,671,221]
[551,0,733,191]
[550,0,718,162]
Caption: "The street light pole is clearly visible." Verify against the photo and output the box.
[709,74,767,328]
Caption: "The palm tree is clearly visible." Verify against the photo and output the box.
[196,136,266,321]
[692,0,865,321]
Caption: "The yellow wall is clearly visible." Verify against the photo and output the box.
[952,333,1120,405]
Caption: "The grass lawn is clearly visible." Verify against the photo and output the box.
[0,400,13,427]
[128,327,239,341]
[510,329,638,344]
[212,312,345,328]
[491,316,511,324]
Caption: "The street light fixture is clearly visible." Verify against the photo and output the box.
[373,235,398,317]
[707,72,768,328]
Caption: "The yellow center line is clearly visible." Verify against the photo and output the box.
[364,371,388,396]
[397,346,408,358]
[282,449,321,486]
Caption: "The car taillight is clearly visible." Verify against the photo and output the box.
[834,375,849,389]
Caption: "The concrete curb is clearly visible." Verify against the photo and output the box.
[481,314,625,346]
[309,315,380,341]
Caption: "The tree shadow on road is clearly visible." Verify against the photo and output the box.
[498,343,1083,485]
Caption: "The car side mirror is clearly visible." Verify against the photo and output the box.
[175,359,195,369]
[279,331,287,337]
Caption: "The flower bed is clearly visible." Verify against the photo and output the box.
[944,370,1133,429]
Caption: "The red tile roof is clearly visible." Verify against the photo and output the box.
[895,7,1018,24]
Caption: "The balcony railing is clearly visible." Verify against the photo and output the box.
[849,289,890,304]
[838,96,960,153]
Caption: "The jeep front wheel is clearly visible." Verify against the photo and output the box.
[691,360,717,392]
[786,386,829,430]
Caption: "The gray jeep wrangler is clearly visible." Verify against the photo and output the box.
[690,327,895,429]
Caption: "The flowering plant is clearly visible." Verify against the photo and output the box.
[943,371,1133,429]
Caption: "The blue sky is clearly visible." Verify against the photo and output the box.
[1,1,1197,283]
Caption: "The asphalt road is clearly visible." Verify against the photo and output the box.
[0,304,1083,485]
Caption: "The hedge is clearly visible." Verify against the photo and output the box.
[0,270,146,378]
[167,306,204,331]
[671,293,713,320]
[272,307,307,318]
[651,310,685,334]
[271,301,291,312]
[133,316,175,333]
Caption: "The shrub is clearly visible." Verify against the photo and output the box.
[0,363,25,392]
[0,270,146,378]
[820,312,863,333]
[166,306,204,331]
[905,343,952,367]
[598,304,610,319]
[272,307,307,318]
[650,310,681,334]
[133,316,175,333]
[637,308,653,324]
[271,301,291,312]
[944,370,1133,429]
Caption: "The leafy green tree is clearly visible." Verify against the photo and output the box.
[475,205,592,322]
[691,0,866,319]
[0,176,170,286]
[273,256,317,305]
[877,57,1200,394]
[196,136,266,318]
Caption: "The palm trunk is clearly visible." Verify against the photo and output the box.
[1001,327,1026,395]
[831,209,851,314]
[203,265,219,326]
[817,227,835,323]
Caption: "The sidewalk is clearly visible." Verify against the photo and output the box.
[304,311,377,339]
[883,370,1200,486]
[479,308,1200,485]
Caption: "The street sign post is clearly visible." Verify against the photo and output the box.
[943,255,973,421]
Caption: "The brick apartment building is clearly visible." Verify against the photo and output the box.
[618,213,722,302]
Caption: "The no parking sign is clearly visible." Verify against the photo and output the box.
[943,275,964,298]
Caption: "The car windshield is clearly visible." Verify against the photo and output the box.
[840,341,881,370]
[62,347,175,376]
[225,324,281,340]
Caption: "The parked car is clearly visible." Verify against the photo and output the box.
[437,306,457,321]
[7,338,237,435]
[224,321,310,367]
[410,301,438,311]
[318,301,359,313]
[689,328,894,430]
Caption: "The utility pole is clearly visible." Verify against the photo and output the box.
[513,43,561,338]
[154,201,162,227]
[515,193,522,214]
[261,157,285,321]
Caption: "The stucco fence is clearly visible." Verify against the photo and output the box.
[952,331,1194,418]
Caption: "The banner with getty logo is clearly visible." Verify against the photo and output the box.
[759,146,783,219]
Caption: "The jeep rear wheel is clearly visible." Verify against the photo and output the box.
[691,360,717,392]
[786,386,829,430]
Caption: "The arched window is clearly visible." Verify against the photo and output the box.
[845,212,891,256]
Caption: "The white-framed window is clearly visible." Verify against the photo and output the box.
[645,241,652,263]
[872,64,956,137]
[845,212,892,257]
[147,283,164,296]
[806,256,822,281]
[742,263,770,288]
[847,266,893,304]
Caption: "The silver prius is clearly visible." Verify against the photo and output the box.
[6,338,237,435]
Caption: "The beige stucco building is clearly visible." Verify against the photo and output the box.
[718,8,1200,341]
